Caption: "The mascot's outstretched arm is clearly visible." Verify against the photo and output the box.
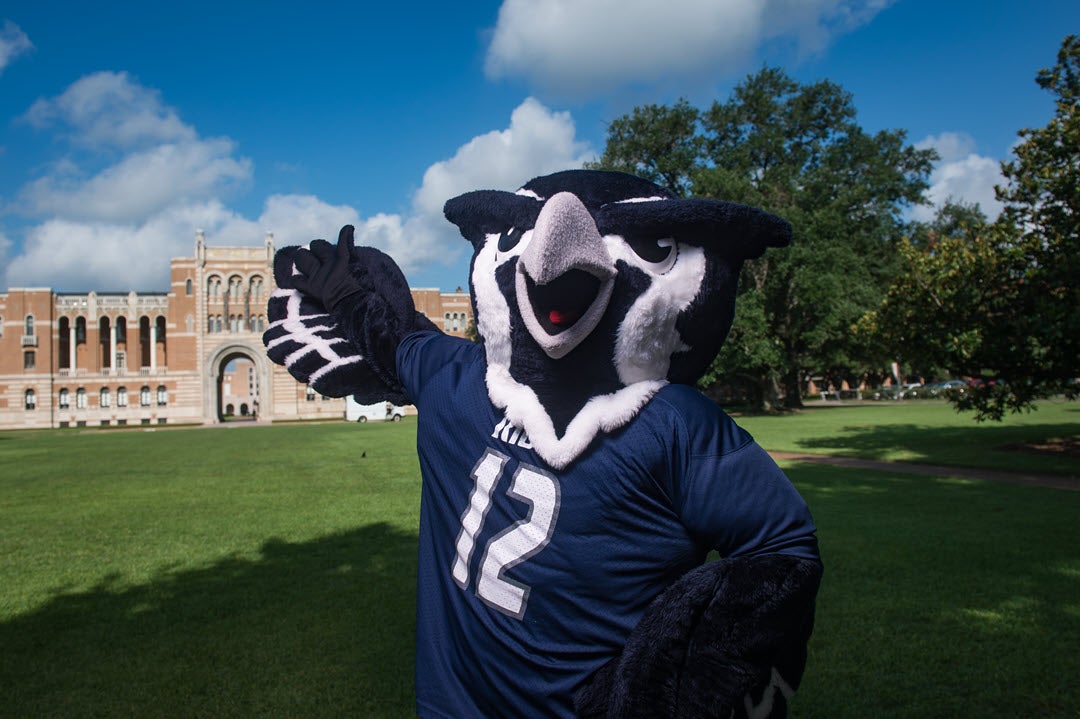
[262,224,436,405]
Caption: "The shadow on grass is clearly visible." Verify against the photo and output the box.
[795,421,1079,474]
[787,464,1080,718]
[0,523,418,719]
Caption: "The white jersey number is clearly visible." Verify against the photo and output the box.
[451,449,561,619]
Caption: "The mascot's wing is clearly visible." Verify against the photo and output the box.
[263,228,437,406]
[575,555,822,719]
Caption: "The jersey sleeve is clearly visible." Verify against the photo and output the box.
[660,392,819,562]
[396,330,480,406]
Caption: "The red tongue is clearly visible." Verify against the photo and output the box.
[549,309,581,327]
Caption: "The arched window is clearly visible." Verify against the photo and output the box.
[250,276,264,300]
[208,316,215,333]
[99,387,110,408]
[215,315,223,333]
[76,388,87,409]
[306,386,316,402]
[99,317,112,369]
[229,314,238,333]
[140,386,151,406]
[185,278,193,296]
[58,317,71,369]
[157,385,168,406]
[156,316,166,342]
[117,386,128,407]
[24,315,34,337]
[24,389,36,410]
[76,316,86,344]
[59,388,70,409]
[257,315,265,332]
[115,316,127,343]
[452,313,461,332]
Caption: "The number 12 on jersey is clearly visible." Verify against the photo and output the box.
[451,449,562,620]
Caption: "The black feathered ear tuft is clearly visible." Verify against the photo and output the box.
[597,198,792,261]
[443,190,542,248]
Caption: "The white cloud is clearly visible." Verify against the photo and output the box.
[2,92,593,291]
[484,0,893,96]
[0,20,32,75]
[911,132,1005,222]
[22,71,194,148]
[18,139,251,222]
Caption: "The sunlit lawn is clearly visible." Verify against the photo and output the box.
[0,404,1077,717]
[736,399,1079,476]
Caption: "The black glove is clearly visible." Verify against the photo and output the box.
[290,225,364,312]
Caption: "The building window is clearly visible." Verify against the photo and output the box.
[76,316,87,344]
[306,386,316,402]
[76,388,88,409]
[140,386,151,407]
[100,387,110,408]
[215,315,222,333]
[24,389,36,410]
[186,314,194,333]
[25,315,34,337]
[208,316,215,333]
[59,388,70,409]
[117,387,128,407]
[157,385,167,406]
[24,351,35,369]
[186,278,193,296]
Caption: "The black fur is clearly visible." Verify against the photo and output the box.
[575,555,822,719]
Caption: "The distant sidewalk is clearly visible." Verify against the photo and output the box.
[769,451,1079,492]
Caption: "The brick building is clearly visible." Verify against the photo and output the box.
[0,232,472,429]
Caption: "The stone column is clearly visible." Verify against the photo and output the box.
[110,323,117,374]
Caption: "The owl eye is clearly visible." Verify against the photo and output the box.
[626,235,677,273]
[498,227,526,253]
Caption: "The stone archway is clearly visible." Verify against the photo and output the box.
[203,341,270,424]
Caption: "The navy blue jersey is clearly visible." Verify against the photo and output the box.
[397,331,818,719]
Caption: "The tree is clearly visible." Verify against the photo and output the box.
[592,68,936,409]
[586,99,701,197]
[863,36,1080,420]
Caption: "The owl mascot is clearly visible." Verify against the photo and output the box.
[264,170,822,718]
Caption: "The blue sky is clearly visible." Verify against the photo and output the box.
[0,0,1076,294]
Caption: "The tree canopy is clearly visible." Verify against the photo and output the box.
[590,67,935,408]
[864,35,1080,419]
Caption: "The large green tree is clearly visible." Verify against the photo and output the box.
[591,68,935,408]
[864,35,1080,419]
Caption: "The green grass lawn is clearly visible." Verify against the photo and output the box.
[1,405,1077,718]
[735,399,1079,476]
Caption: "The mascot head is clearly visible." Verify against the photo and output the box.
[445,169,790,468]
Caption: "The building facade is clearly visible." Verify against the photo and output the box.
[0,232,473,430]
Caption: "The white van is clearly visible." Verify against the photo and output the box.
[346,398,406,423]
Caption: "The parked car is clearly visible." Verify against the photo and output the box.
[926,379,968,397]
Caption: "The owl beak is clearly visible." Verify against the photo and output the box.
[516,192,615,359]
